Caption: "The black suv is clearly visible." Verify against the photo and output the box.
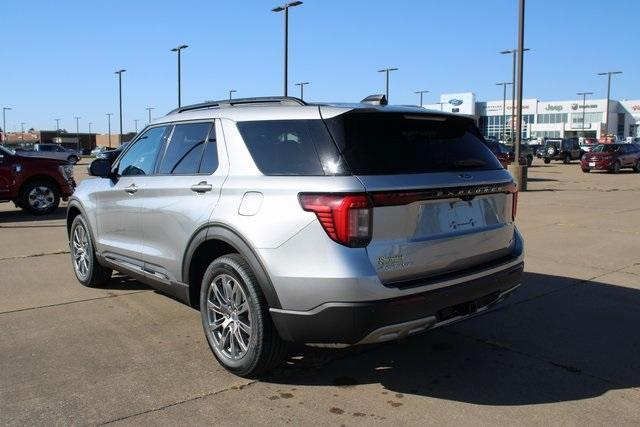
[542,138,583,164]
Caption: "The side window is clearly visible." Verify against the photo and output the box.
[236,120,327,175]
[158,122,212,175]
[199,124,219,174]
[117,126,169,176]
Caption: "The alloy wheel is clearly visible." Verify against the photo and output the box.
[72,224,90,279]
[27,186,55,212]
[206,273,252,360]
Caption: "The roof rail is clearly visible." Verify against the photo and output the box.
[168,96,307,114]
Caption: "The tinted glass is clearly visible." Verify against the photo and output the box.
[237,120,344,176]
[117,126,168,176]
[40,145,53,151]
[325,112,503,174]
[199,125,219,174]
[158,123,211,174]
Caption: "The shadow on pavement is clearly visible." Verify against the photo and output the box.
[527,177,558,182]
[103,274,152,291]
[263,272,640,406]
[0,206,67,224]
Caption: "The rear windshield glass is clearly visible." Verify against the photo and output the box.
[592,144,621,153]
[324,112,503,175]
[237,119,346,176]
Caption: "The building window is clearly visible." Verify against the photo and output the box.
[536,113,568,124]
[617,113,625,137]
[531,131,561,138]
[571,112,602,124]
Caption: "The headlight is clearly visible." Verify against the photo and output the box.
[59,165,74,181]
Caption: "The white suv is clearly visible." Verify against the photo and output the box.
[67,96,524,377]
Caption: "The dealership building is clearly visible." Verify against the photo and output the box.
[423,93,640,141]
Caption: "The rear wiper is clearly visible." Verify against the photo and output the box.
[451,159,487,168]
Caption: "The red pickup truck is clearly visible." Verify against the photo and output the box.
[0,145,76,214]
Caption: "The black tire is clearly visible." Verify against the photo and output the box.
[543,158,551,164]
[69,215,112,287]
[563,154,571,164]
[612,161,621,174]
[200,254,287,377]
[582,168,590,173]
[68,155,79,164]
[20,179,60,215]
[634,161,640,173]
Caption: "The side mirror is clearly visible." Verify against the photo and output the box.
[89,158,114,178]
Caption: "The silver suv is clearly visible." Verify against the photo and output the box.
[67,96,524,377]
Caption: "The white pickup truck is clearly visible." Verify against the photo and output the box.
[19,144,81,164]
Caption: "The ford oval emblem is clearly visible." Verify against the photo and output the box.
[458,173,473,181]
[449,99,463,106]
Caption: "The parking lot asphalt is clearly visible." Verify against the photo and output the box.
[1,160,639,426]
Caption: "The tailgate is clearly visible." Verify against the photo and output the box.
[360,174,517,285]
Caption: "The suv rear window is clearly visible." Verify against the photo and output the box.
[237,120,345,176]
[324,112,502,175]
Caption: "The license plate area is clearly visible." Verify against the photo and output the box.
[415,196,505,239]
[589,162,596,167]
[447,201,481,232]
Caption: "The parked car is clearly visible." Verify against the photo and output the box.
[0,145,76,214]
[579,137,599,153]
[95,143,126,161]
[91,146,116,157]
[581,143,640,173]
[20,143,81,164]
[542,138,582,164]
[484,140,530,168]
[67,96,524,377]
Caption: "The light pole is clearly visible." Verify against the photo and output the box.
[576,92,593,137]
[106,113,113,148]
[88,122,93,148]
[414,90,429,107]
[597,71,622,136]
[500,47,530,142]
[229,89,237,100]
[145,107,154,124]
[435,102,445,111]
[295,82,309,100]
[377,68,399,102]
[511,0,527,190]
[114,69,126,143]
[134,119,139,133]
[272,1,303,96]
[2,107,11,142]
[55,118,61,137]
[496,82,512,142]
[20,122,25,142]
[74,116,81,151]
[171,45,188,108]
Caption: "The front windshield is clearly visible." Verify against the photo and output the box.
[592,144,619,153]
[0,145,15,155]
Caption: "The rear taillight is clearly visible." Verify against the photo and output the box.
[507,182,518,221]
[299,193,372,247]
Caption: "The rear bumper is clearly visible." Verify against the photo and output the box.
[270,261,523,345]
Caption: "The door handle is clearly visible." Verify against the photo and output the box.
[191,181,213,193]
[124,184,138,194]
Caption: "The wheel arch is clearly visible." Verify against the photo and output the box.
[19,174,61,197]
[183,224,281,310]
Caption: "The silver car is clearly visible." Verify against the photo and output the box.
[67,96,524,377]
[20,143,81,164]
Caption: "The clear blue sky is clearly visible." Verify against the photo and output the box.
[2,0,638,133]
